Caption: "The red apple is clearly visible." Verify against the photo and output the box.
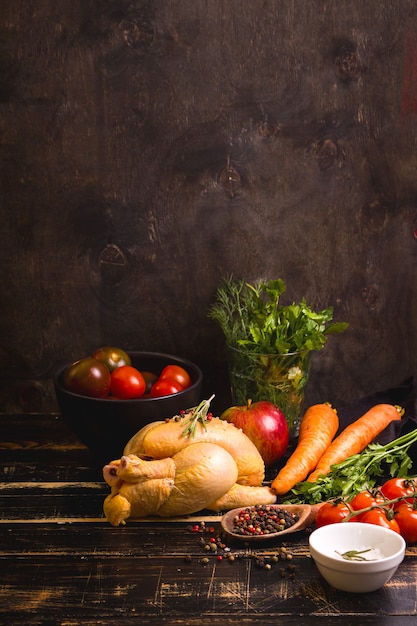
[220,400,289,467]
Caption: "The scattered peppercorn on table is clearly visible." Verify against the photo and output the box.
[1,413,417,626]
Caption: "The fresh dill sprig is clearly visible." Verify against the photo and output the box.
[208,276,348,354]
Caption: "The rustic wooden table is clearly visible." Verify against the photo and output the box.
[1,413,417,626]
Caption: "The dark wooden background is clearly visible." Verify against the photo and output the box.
[1,0,417,417]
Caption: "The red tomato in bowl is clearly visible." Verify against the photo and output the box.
[150,378,185,398]
[110,366,146,399]
[159,365,191,389]
[141,371,158,394]
[63,357,111,398]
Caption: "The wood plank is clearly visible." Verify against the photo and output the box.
[3,616,416,626]
[1,518,415,558]
[0,414,85,446]
[0,414,108,482]
[0,492,106,520]
[1,550,416,621]
[2,411,417,624]
[1,462,103,482]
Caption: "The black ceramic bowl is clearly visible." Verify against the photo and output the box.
[54,351,203,464]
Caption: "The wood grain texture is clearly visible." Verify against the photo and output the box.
[1,414,417,625]
[1,1,417,417]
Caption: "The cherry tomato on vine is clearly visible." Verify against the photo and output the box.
[159,365,191,389]
[110,365,146,399]
[63,357,111,398]
[380,477,417,509]
[91,346,131,372]
[349,491,384,521]
[150,378,185,398]
[394,504,417,543]
[361,508,401,534]
[315,501,350,527]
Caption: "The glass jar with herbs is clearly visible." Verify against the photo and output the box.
[209,277,348,437]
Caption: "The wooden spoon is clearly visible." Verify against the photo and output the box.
[221,503,322,541]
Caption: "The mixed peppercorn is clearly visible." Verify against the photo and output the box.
[187,519,297,575]
[230,504,299,536]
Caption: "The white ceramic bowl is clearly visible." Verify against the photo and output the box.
[309,522,406,593]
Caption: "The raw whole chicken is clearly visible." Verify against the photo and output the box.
[103,398,277,525]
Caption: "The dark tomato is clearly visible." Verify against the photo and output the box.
[315,501,350,527]
[159,365,191,389]
[110,365,146,399]
[141,371,158,394]
[150,378,185,398]
[380,477,417,509]
[361,508,401,534]
[91,346,131,373]
[394,504,417,543]
[349,491,384,521]
[63,357,111,398]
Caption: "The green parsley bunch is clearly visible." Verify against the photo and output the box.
[209,277,348,355]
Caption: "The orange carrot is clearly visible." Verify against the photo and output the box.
[307,403,403,482]
[271,403,339,495]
